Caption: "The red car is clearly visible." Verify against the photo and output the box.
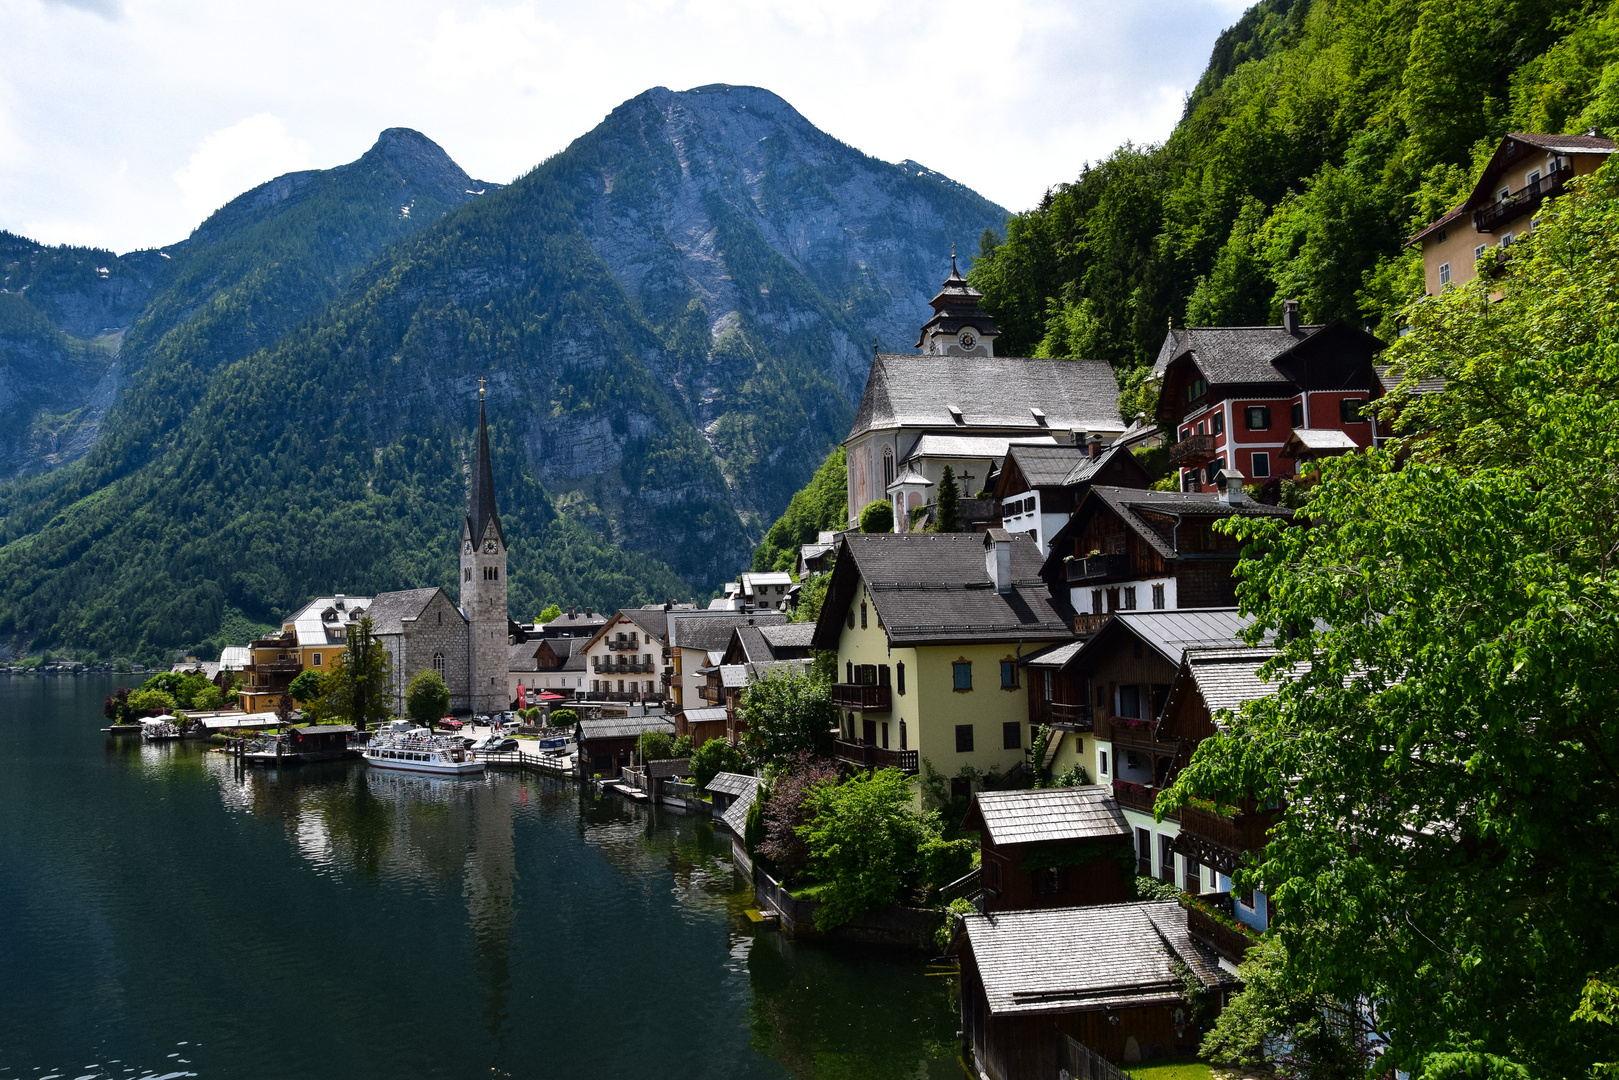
[440,718,464,731]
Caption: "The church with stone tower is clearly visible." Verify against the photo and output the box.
[363,391,512,716]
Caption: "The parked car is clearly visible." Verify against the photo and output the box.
[472,735,519,754]
[440,719,463,731]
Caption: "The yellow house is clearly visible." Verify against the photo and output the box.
[811,530,1073,804]
[1408,132,1613,296]
[238,595,374,712]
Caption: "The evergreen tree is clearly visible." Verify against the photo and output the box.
[325,616,392,730]
[936,466,961,533]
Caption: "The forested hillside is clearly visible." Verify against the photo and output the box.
[0,87,1004,662]
[969,0,1619,414]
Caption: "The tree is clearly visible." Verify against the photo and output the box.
[739,669,834,768]
[125,687,175,717]
[405,668,450,729]
[549,708,577,729]
[102,686,135,725]
[288,669,327,719]
[1166,162,1619,1076]
[935,465,961,532]
[637,730,674,762]
[690,737,747,789]
[323,616,392,730]
[790,570,831,624]
[275,690,295,727]
[1200,938,1370,1076]
[536,603,562,624]
[757,751,840,880]
[858,499,893,534]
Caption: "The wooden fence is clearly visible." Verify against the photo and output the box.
[1058,1034,1133,1080]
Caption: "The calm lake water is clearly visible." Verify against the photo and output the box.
[0,675,959,1080]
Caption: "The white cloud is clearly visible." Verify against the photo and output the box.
[0,0,1248,252]
[172,114,314,225]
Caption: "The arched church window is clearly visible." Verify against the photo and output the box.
[883,447,895,488]
[433,652,445,675]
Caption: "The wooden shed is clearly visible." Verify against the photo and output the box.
[286,724,357,762]
[574,715,674,778]
[961,786,1134,911]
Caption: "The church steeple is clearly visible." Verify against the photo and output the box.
[915,252,1000,356]
[466,388,503,548]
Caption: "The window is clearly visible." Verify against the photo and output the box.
[1091,590,1103,615]
[1498,187,1511,201]
[1003,722,1021,749]
[1210,412,1224,436]
[880,722,889,749]
[1436,227,1448,242]
[1119,684,1141,718]
[433,652,445,675]
[1438,262,1451,286]
[1000,660,1017,690]
[1159,835,1175,883]
[883,447,895,488]
[464,568,472,582]
[1245,406,1270,430]
[955,724,974,752]
[1252,451,1270,478]
[952,661,973,692]
[860,602,867,629]
[312,652,322,667]
[1151,583,1165,610]
[1501,232,1514,247]
[897,662,905,695]
[1184,855,1202,895]
[846,608,855,630]
[1182,469,1198,492]
[1205,455,1224,484]
[1099,750,1109,776]
[1123,586,1138,610]
[1340,398,1366,423]
[1475,243,1487,260]
[1180,427,1191,440]
[846,661,854,683]
[1031,867,1062,895]
[899,720,907,750]
[1290,401,1305,427]
[1187,377,1208,402]
[1195,421,1206,436]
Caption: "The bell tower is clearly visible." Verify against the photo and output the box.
[461,381,509,715]
[916,249,1000,357]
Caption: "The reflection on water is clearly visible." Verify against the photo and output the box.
[0,677,958,1080]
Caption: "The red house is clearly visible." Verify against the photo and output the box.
[1155,303,1385,494]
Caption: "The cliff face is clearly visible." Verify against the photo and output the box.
[0,86,1005,659]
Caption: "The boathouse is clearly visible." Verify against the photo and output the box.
[961,786,1134,912]
[574,714,674,778]
[287,724,357,762]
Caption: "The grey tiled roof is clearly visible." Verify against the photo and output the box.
[365,589,444,635]
[706,771,760,798]
[1153,325,1324,382]
[575,716,675,742]
[670,612,786,651]
[820,533,1072,647]
[1507,132,1616,153]
[509,642,540,672]
[904,434,1059,462]
[1006,444,1095,488]
[1186,647,1287,714]
[1078,610,1257,668]
[1083,486,1291,562]
[679,706,728,723]
[718,773,762,833]
[614,607,674,642]
[1022,639,1086,669]
[970,786,1129,846]
[849,354,1123,440]
[962,901,1232,1016]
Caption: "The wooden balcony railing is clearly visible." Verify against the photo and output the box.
[1048,702,1093,730]
[698,684,723,704]
[831,683,891,711]
[833,739,918,774]
[1111,780,1159,814]
[1180,803,1276,856]
[1073,612,1110,636]
[1065,553,1130,584]
[1170,433,1217,465]
[1474,163,1573,233]
[606,638,642,651]
[1181,893,1257,965]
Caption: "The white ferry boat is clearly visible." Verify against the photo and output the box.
[363,731,485,776]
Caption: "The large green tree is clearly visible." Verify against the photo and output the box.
[739,669,835,767]
[404,668,449,728]
[1164,162,1619,1076]
[324,616,393,730]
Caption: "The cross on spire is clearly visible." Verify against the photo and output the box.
[950,242,958,277]
[477,377,487,398]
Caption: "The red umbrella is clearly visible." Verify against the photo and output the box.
[537,691,567,702]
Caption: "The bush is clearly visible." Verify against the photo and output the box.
[671,733,692,759]
[638,730,675,761]
[126,687,176,717]
[1054,763,1091,787]
[739,669,835,768]
[690,738,747,789]
[858,499,893,533]
[757,751,840,880]
[405,668,450,728]
[936,896,977,952]
[550,708,577,728]
[800,767,938,930]
[743,795,766,856]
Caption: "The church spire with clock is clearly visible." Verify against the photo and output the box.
[915,249,1000,356]
[461,387,509,715]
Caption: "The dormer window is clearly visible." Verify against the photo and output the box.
[1030,407,1048,427]
[948,404,965,426]
[1187,377,1208,402]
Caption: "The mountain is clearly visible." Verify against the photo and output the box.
[966,0,1619,379]
[0,85,1006,661]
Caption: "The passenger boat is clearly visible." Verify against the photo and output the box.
[362,730,485,775]
[140,716,182,742]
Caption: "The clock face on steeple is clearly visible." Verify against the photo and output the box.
[483,539,499,554]
[959,330,977,349]
[464,540,473,555]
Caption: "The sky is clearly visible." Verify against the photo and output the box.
[1,0,1252,255]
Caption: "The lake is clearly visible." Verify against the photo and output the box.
[0,675,959,1080]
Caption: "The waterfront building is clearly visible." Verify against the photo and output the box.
[843,264,1124,529]
[579,608,670,702]
[238,594,374,712]
[665,609,787,710]
[809,530,1072,800]
[961,786,1134,912]
[509,636,586,704]
[574,713,675,778]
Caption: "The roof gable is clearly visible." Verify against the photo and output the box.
[849,354,1123,441]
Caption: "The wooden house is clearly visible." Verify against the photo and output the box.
[995,441,1151,556]
[955,901,1235,1075]
[286,724,357,762]
[1039,485,1290,630]
[574,714,674,778]
[961,786,1133,911]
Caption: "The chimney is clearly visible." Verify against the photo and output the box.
[567,607,575,617]
[1282,299,1301,336]
[1086,432,1103,460]
[585,607,593,617]
[984,529,1014,594]
[1218,467,1247,506]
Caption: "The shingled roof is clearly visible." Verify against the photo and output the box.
[848,354,1123,441]
[466,397,504,547]
[1183,647,1288,715]
[965,786,1130,846]
[1153,325,1321,383]
[365,589,448,635]
[1005,444,1094,488]
[669,611,786,651]
[812,532,1073,649]
[1047,486,1292,567]
[960,901,1232,1017]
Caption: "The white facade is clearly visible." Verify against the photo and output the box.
[1071,577,1178,618]
[998,489,1071,557]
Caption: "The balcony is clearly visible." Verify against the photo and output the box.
[249,660,302,674]
[1048,702,1093,730]
[594,660,654,674]
[833,739,918,774]
[1180,802,1277,857]
[606,638,642,651]
[1170,433,1217,466]
[831,683,891,711]
[698,684,724,704]
[1181,892,1257,965]
[1073,612,1110,636]
[1474,163,1573,233]
[1065,553,1130,584]
[1111,780,1159,814]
